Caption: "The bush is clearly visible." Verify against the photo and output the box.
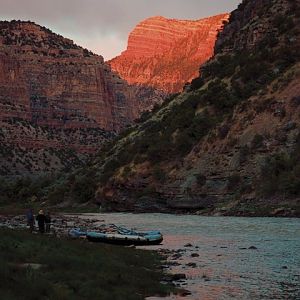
[196,174,206,187]
[153,166,166,183]
[70,174,97,203]
[227,174,241,191]
[259,137,300,196]
[251,134,264,149]
[239,145,250,164]
[190,77,204,90]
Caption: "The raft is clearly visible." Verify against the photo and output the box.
[86,231,163,246]
[68,228,87,238]
[116,226,161,236]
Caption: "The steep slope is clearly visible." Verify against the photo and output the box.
[0,21,162,175]
[2,0,300,216]
[76,0,299,216]
[109,14,229,93]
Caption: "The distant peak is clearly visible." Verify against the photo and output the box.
[141,13,229,24]
[110,13,229,93]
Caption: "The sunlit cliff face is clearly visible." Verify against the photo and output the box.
[109,13,229,93]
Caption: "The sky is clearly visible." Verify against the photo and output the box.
[0,0,241,60]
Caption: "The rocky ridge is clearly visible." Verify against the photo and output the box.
[77,0,299,216]
[0,21,163,175]
[109,14,229,93]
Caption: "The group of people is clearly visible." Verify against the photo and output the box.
[26,209,51,233]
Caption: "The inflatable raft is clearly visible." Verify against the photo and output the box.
[86,231,163,246]
[68,228,87,238]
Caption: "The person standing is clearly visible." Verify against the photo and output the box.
[36,210,46,233]
[45,212,51,233]
[26,208,35,233]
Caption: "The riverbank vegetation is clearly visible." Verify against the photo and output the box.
[0,228,174,300]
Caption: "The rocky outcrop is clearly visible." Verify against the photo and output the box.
[0,21,165,175]
[0,20,141,132]
[215,0,293,53]
[64,0,299,216]
[109,14,229,93]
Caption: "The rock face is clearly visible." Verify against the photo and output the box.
[0,21,163,175]
[62,0,300,216]
[0,20,141,131]
[109,14,229,93]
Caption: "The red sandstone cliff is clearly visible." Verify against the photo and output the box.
[0,21,160,175]
[109,14,229,93]
[0,21,141,132]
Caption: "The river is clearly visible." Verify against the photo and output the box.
[76,213,300,300]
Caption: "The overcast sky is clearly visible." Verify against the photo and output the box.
[0,0,241,60]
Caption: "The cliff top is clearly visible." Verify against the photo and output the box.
[143,14,229,24]
[0,20,93,54]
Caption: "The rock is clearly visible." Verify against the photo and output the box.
[0,20,160,175]
[202,274,211,281]
[171,253,183,260]
[167,261,181,266]
[23,263,41,269]
[284,122,297,131]
[18,263,44,270]
[248,246,258,250]
[271,207,292,216]
[177,289,192,296]
[109,14,229,93]
[186,262,197,268]
[172,273,187,281]
[184,243,193,247]
[160,265,170,269]
[191,253,199,257]
[66,222,75,227]
[281,266,288,269]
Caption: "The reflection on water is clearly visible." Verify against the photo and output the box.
[77,213,300,300]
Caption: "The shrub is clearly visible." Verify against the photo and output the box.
[99,159,121,184]
[259,136,300,196]
[190,77,204,90]
[70,174,97,203]
[227,174,241,191]
[251,134,264,149]
[153,166,166,183]
[239,145,250,164]
[195,174,206,187]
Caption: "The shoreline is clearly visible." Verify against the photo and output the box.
[1,212,299,299]
[1,202,299,218]
[0,227,181,299]
[0,213,192,298]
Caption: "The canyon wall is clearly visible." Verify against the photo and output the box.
[109,14,229,93]
[66,0,300,216]
[0,21,154,175]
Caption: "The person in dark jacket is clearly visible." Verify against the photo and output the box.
[36,210,46,233]
[45,211,51,233]
[26,208,35,233]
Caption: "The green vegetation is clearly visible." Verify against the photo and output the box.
[259,135,300,196]
[0,228,174,300]
[0,175,55,203]
[251,134,264,149]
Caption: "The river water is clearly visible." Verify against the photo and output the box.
[77,213,300,300]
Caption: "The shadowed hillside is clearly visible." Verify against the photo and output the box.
[1,0,300,216]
